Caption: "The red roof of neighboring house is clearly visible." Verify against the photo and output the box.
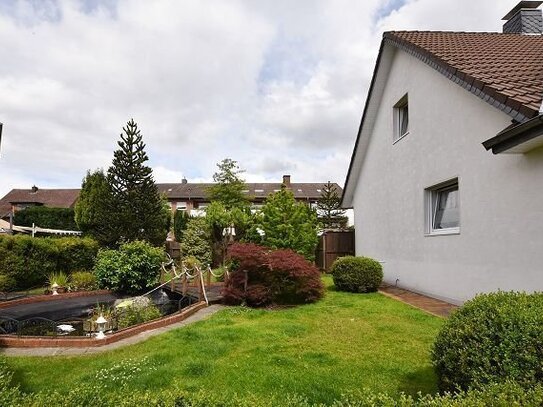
[384,31,543,121]
[0,188,79,218]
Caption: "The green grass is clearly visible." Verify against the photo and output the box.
[6,277,442,404]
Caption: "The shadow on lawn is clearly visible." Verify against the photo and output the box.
[396,365,439,397]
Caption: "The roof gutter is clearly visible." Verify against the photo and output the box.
[482,114,543,154]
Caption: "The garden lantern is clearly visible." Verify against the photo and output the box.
[95,315,107,339]
[51,282,59,296]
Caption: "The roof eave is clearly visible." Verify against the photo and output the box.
[483,114,543,154]
[341,38,391,208]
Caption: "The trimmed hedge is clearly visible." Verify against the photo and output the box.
[94,240,164,295]
[14,206,78,231]
[432,291,543,392]
[0,235,99,290]
[330,256,383,293]
[224,243,324,306]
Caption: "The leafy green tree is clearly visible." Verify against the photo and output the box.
[208,158,250,210]
[257,188,319,261]
[316,181,347,229]
[107,119,170,246]
[74,170,117,246]
[180,217,212,266]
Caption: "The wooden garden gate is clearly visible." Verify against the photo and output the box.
[315,230,355,272]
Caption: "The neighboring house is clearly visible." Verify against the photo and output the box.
[160,175,340,215]
[0,175,341,220]
[0,186,79,222]
[341,2,543,304]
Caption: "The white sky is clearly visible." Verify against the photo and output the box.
[0,0,515,197]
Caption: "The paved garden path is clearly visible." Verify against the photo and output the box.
[0,304,224,357]
[379,285,458,317]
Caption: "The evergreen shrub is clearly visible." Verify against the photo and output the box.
[330,256,383,293]
[180,217,212,267]
[94,240,164,295]
[223,243,324,306]
[0,235,98,290]
[432,291,543,392]
[174,210,190,241]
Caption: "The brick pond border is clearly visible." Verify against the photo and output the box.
[0,301,207,348]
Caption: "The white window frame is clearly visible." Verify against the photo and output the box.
[424,178,460,236]
[393,94,409,143]
[176,201,187,211]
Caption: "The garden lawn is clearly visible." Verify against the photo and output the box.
[6,277,443,404]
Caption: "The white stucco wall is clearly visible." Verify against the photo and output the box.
[352,47,543,305]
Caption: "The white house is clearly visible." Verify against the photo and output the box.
[341,1,543,304]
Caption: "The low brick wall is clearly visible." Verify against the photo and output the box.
[0,301,207,348]
[0,290,113,309]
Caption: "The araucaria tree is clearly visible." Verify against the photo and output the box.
[258,188,319,261]
[107,119,170,246]
[316,181,347,229]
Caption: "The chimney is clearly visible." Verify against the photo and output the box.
[31,185,38,193]
[503,1,543,34]
[181,177,188,184]
[282,175,291,188]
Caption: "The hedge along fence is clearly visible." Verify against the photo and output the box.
[0,235,99,291]
[13,206,78,231]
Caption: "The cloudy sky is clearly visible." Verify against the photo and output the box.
[0,0,514,196]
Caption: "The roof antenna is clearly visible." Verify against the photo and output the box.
[0,122,3,156]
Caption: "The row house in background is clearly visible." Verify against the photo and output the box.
[0,175,342,221]
[158,175,341,215]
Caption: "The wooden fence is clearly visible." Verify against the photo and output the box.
[315,230,355,272]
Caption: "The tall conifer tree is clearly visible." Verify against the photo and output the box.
[107,119,169,246]
[316,181,347,229]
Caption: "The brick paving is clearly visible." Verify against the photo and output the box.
[379,284,458,318]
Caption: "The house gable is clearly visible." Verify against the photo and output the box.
[343,31,543,207]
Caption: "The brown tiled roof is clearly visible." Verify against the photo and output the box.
[157,183,341,200]
[0,188,79,218]
[0,182,342,218]
[384,31,543,120]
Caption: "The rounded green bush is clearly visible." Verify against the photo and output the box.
[432,291,543,392]
[94,240,164,295]
[330,256,383,293]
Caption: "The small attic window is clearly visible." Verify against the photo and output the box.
[393,94,409,142]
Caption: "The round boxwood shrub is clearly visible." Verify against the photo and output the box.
[330,256,383,293]
[432,291,543,392]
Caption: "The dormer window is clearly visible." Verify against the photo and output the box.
[393,94,409,142]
